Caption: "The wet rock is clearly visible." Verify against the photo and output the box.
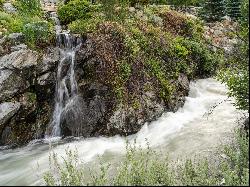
[61,83,110,137]
[1,126,13,145]
[37,72,55,86]
[37,48,60,75]
[107,91,165,136]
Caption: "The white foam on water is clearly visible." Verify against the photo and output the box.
[0,78,244,186]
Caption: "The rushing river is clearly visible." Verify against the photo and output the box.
[0,78,244,186]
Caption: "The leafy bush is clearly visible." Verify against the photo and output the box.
[22,20,54,47]
[167,0,204,7]
[0,11,23,33]
[218,66,249,111]
[68,15,103,34]
[217,0,249,111]
[179,39,221,77]
[57,0,93,25]
[14,0,42,17]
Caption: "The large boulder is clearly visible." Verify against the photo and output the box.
[0,49,38,70]
[0,46,58,146]
[37,48,60,75]
[0,102,21,145]
[0,49,39,101]
[0,69,28,102]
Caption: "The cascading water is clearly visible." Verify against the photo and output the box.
[0,2,247,186]
[46,6,81,137]
[0,78,246,186]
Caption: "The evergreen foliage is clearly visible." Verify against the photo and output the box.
[200,0,226,22]
[226,0,242,20]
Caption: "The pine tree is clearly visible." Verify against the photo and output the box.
[200,0,226,22]
[226,0,242,20]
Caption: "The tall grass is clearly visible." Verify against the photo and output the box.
[43,128,249,186]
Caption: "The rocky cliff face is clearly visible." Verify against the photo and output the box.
[0,34,59,147]
[0,31,190,147]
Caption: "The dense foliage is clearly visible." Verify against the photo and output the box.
[64,1,222,104]
[57,0,95,25]
[200,0,226,21]
[0,0,54,47]
[226,0,242,20]
[14,0,42,17]
[217,0,249,111]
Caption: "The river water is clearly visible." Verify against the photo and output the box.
[0,78,244,186]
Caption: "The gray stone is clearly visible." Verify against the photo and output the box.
[3,3,17,14]
[0,36,7,45]
[136,10,144,18]
[60,83,109,137]
[214,29,223,36]
[129,7,136,13]
[178,73,189,91]
[1,126,12,145]
[0,102,20,127]
[8,33,24,44]
[0,69,28,101]
[0,50,38,101]
[0,49,38,70]
[37,72,55,86]
[151,15,163,27]
[10,44,28,52]
[0,46,4,56]
[37,48,60,75]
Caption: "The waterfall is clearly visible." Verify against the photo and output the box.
[46,6,81,137]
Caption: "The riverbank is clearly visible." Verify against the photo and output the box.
[0,78,247,185]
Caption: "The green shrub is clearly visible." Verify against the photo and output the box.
[58,0,93,25]
[218,68,249,111]
[179,39,221,77]
[0,11,23,34]
[0,0,5,8]
[199,0,226,22]
[14,0,42,17]
[0,11,13,23]
[22,20,54,47]
[68,16,102,34]
[217,0,249,111]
